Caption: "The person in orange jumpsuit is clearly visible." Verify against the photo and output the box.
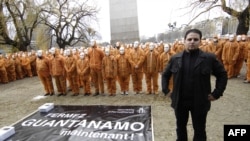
[29,50,37,76]
[5,54,16,82]
[116,46,131,95]
[128,41,145,94]
[64,49,79,96]
[36,50,54,96]
[102,48,117,96]
[159,44,174,93]
[77,52,91,95]
[222,34,240,78]
[88,40,105,96]
[213,35,224,63]
[50,47,67,96]
[0,54,8,83]
[234,35,247,77]
[143,43,159,95]
[20,53,32,77]
[13,53,24,80]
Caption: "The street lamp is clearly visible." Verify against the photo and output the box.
[168,22,177,31]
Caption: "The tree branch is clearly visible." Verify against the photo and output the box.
[220,0,241,17]
[187,4,221,25]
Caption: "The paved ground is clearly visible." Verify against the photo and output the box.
[0,65,249,141]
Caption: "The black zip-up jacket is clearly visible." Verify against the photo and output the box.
[162,49,227,111]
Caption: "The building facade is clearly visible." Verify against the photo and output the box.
[109,0,140,45]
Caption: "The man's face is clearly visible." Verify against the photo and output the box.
[184,32,201,51]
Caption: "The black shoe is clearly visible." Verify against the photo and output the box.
[84,93,90,96]
[44,93,50,96]
[57,93,63,97]
[50,92,54,96]
[72,93,79,96]
[62,93,67,96]
[93,92,99,96]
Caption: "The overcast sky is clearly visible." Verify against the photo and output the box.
[95,0,228,42]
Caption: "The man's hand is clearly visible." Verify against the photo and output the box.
[208,94,216,101]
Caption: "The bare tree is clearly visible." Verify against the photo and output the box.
[0,0,41,51]
[186,0,249,35]
[39,0,99,49]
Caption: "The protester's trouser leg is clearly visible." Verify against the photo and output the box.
[68,75,79,94]
[118,75,130,92]
[106,78,112,94]
[234,58,244,76]
[131,72,143,92]
[83,78,91,94]
[227,63,235,78]
[145,73,152,93]
[175,103,189,141]
[27,69,33,77]
[54,75,66,94]
[191,108,207,141]
[0,70,8,83]
[39,75,49,93]
[91,69,104,93]
[152,72,159,93]
[111,78,116,94]
[46,76,54,93]
[175,101,207,141]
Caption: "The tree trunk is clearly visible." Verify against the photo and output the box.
[221,0,250,35]
[236,8,250,35]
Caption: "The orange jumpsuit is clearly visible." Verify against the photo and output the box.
[88,45,105,94]
[143,50,159,94]
[213,39,224,63]
[128,48,145,94]
[50,51,67,95]
[102,55,117,95]
[14,56,24,79]
[20,55,32,77]
[77,57,91,95]
[116,53,131,93]
[159,50,174,91]
[0,55,8,83]
[234,41,247,77]
[222,40,240,78]
[64,54,79,95]
[36,56,54,95]
[29,53,37,76]
[5,56,16,82]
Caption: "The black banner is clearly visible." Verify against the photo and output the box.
[6,105,153,141]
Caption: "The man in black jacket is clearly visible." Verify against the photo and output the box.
[162,29,227,141]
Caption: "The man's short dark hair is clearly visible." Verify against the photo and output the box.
[184,29,202,40]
